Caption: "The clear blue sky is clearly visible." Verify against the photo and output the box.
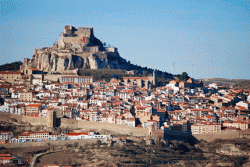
[0,0,249,79]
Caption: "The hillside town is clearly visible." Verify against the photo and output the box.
[0,66,250,144]
[0,0,249,164]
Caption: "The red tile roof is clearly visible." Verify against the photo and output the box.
[28,68,42,71]
[0,71,22,74]
[68,132,88,136]
[26,104,41,107]
[0,157,14,160]
[0,154,11,157]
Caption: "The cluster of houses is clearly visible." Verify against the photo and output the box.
[0,154,24,165]
[0,68,250,135]
[0,130,111,144]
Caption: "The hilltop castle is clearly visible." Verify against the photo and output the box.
[56,25,104,52]
[21,25,128,74]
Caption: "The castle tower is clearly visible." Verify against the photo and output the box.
[137,79,142,88]
[153,70,157,87]
[47,110,56,128]
[149,124,155,136]
[145,80,149,89]
[23,58,29,66]
[64,25,73,34]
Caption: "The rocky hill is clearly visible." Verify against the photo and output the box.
[21,26,127,72]
[16,25,173,81]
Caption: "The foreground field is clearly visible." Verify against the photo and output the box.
[0,137,250,166]
[34,139,250,167]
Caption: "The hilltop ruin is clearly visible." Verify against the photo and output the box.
[21,25,129,74]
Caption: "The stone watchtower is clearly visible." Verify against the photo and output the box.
[47,110,56,128]
[58,25,100,50]
[148,70,157,88]
[153,70,156,86]
[64,25,76,34]
[149,124,155,136]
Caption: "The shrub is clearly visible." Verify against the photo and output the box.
[65,144,73,148]
[96,140,101,148]
[73,142,79,148]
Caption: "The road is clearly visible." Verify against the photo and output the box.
[30,147,66,167]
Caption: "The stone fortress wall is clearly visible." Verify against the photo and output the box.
[59,26,93,48]
[4,113,149,137]
[74,27,93,37]
[193,130,241,142]
[1,113,246,145]
[60,118,149,136]
[9,113,48,126]
[63,37,83,44]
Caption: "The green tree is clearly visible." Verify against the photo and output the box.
[175,72,190,81]
[180,72,189,81]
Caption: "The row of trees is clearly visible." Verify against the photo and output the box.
[175,72,190,81]
[0,61,22,71]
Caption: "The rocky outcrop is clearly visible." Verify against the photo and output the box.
[21,25,133,73]
[25,50,129,73]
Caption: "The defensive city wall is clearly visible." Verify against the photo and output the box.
[2,113,245,143]
[3,113,149,136]
[60,118,149,136]
[193,130,241,142]
[5,113,48,126]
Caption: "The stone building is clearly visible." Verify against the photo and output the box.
[191,121,221,134]
[58,25,104,51]
[0,71,22,83]
[19,64,44,83]
[122,70,157,89]
[25,104,42,116]
[61,75,93,83]
[20,90,38,101]
[210,95,232,107]
[0,131,14,141]
[179,78,203,89]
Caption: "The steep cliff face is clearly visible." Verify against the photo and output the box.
[26,51,128,73]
